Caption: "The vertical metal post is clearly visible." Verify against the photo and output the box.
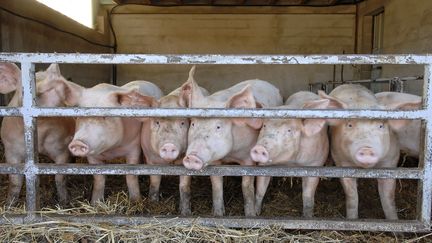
[419,64,432,225]
[20,62,39,216]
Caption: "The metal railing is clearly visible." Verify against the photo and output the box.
[0,53,431,232]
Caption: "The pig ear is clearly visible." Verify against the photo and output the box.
[45,64,61,76]
[387,100,422,131]
[316,90,347,126]
[227,86,262,129]
[317,90,347,109]
[0,63,21,94]
[44,78,83,106]
[226,85,256,108]
[114,90,159,107]
[301,99,328,135]
[301,119,326,136]
[179,65,204,107]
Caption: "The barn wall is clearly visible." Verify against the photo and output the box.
[112,6,356,98]
[356,0,432,95]
[0,0,113,87]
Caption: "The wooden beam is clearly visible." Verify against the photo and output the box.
[112,4,356,14]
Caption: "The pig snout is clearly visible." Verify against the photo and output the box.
[68,140,90,157]
[159,143,180,161]
[250,145,270,163]
[355,147,379,167]
[183,153,204,170]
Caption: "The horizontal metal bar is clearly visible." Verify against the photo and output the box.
[33,164,422,179]
[0,53,431,65]
[0,214,428,232]
[0,107,22,116]
[15,107,427,120]
[0,164,24,174]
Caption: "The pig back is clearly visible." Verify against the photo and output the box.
[121,80,163,99]
[211,79,283,107]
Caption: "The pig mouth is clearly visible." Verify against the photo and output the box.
[183,152,206,171]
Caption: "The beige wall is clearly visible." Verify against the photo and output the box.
[112,6,356,98]
[356,0,432,95]
[0,0,112,87]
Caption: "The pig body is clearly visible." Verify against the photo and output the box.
[0,63,75,205]
[140,84,209,215]
[320,84,420,220]
[250,91,329,217]
[46,78,162,204]
[376,92,421,158]
[182,71,283,216]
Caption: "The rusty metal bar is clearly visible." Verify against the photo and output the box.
[0,215,428,232]
[0,53,431,65]
[20,62,39,216]
[419,64,432,226]
[14,107,428,120]
[33,164,422,179]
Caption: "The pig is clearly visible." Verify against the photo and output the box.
[40,77,163,204]
[250,91,329,217]
[181,69,283,216]
[376,92,422,158]
[318,84,421,220]
[140,66,209,215]
[0,63,75,205]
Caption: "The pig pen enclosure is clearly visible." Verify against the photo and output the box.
[1,0,432,242]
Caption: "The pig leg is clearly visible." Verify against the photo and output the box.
[302,176,320,218]
[5,152,24,206]
[126,151,142,202]
[179,175,192,215]
[255,176,271,215]
[88,157,106,205]
[149,175,161,201]
[241,159,256,216]
[53,152,70,205]
[210,176,225,216]
[340,177,358,219]
[377,178,398,220]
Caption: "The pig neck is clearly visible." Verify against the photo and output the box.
[140,120,165,164]
[222,124,259,164]
[8,82,23,107]
[96,118,142,160]
[295,129,329,166]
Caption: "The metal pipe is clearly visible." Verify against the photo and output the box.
[419,64,432,226]
[0,53,431,65]
[0,214,428,232]
[20,62,38,216]
[0,107,425,120]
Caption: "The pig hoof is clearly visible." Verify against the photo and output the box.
[213,208,225,217]
[255,207,262,216]
[245,209,256,217]
[180,208,192,216]
[149,193,159,202]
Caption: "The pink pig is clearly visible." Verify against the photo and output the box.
[0,63,75,205]
[318,84,420,219]
[181,68,283,216]
[250,91,329,217]
[39,77,162,204]
[140,66,209,215]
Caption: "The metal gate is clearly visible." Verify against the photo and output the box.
[0,53,430,232]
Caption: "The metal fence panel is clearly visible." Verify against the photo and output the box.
[0,53,430,232]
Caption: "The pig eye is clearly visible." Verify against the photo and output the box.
[347,123,353,128]
[287,129,291,133]
[191,123,194,127]
[379,124,384,129]
[216,125,221,130]
[263,124,266,128]
[181,122,185,126]
[155,121,160,126]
